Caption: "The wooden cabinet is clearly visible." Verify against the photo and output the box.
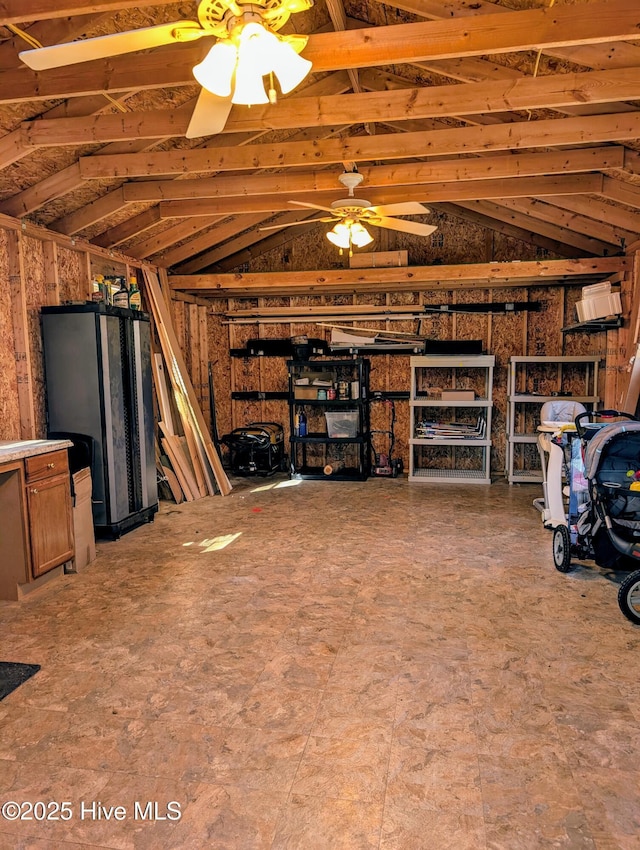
[26,451,74,578]
[0,441,74,600]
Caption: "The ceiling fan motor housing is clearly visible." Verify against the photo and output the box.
[197,0,311,33]
[338,171,365,197]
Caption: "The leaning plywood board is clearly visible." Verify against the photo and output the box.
[160,436,195,502]
[152,352,175,435]
[144,267,232,496]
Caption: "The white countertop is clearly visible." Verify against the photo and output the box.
[0,439,73,463]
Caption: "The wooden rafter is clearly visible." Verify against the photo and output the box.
[168,257,630,297]
[21,68,640,147]
[120,148,625,203]
[155,174,605,218]
[0,1,168,24]
[77,113,640,179]
[4,1,640,105]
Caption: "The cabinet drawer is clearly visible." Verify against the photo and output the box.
[25,450,69,483]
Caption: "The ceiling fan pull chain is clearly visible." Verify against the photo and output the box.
[268,71,277,104]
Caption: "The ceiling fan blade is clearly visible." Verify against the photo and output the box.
[19,20,204,71]
[259,217,332,232]
[186,88,233,139]
[289,200,338,214]
[368,216,438,237]
[368,202,431,217]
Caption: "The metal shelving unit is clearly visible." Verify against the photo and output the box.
[409,355,495,484]
[506,355,600,484]
[287,358,370,481]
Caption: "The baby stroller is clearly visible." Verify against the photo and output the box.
[552,410,640,579]
[534,400,586,529]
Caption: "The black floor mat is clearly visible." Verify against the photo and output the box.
[0,662,40,701]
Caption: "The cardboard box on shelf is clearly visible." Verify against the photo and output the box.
[440,390,476,401]
[294,386,324,400]
[293,370,337,400]
[68,467,96,572]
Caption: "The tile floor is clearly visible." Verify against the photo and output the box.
[1,476,640,849]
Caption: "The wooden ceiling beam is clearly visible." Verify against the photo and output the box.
[4,1,639,103]
[156,214,274,269]
[453,200,614,256]
[602,176,640,210]
[79,112,640,179]
[121,148,624,204]
[156,174,604,218]
[90,206,164,249]
[377,0,640,71]
[53,187,126,236]
[126,216,229,261]
[544,195,640,234]
[168,257,630,297]
[24,67,640,147]
[493,198,629,250]
[91,123,352,256]
[201,220,325,274]
[172,211,323,273]
[0,1,169,24]
[436,202,585,260]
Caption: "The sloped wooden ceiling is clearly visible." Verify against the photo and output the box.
[0,0,639,285]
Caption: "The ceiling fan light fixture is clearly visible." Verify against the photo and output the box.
[192,40,237,97]
[326,219,373,254]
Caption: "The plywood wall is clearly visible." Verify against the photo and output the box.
[211,279,618,476]
[0,228,19,438]
[0,223,145,442]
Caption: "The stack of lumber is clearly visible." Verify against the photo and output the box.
[142,268,232,500]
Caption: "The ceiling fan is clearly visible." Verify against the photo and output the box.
[18,0,314,139]
[261,171,438,255]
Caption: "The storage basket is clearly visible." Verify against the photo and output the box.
[325,411,359,438]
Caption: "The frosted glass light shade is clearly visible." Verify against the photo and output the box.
[237,22,276,75]
[326,220,373,250]
[232,63,269,104]
[326,221,351,249]
[350,222,374,247]
[192,40,236,97]
[270,39,312,94]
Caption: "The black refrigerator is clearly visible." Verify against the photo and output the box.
[41,303,158,538]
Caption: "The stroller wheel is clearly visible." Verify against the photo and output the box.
[552,525,573,573]
[618,570,640,625]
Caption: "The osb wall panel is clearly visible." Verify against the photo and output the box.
[57,247,87,303]
[221,281,619,478]
[489,287,527,473]
[0,229,19,438]
[527,287,564,358]
[208,300,232,441]
[258,309,291,435]
[229,317,262,431]
[23,236,48,438]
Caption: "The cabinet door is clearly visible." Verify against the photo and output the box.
[26,474,74,578]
